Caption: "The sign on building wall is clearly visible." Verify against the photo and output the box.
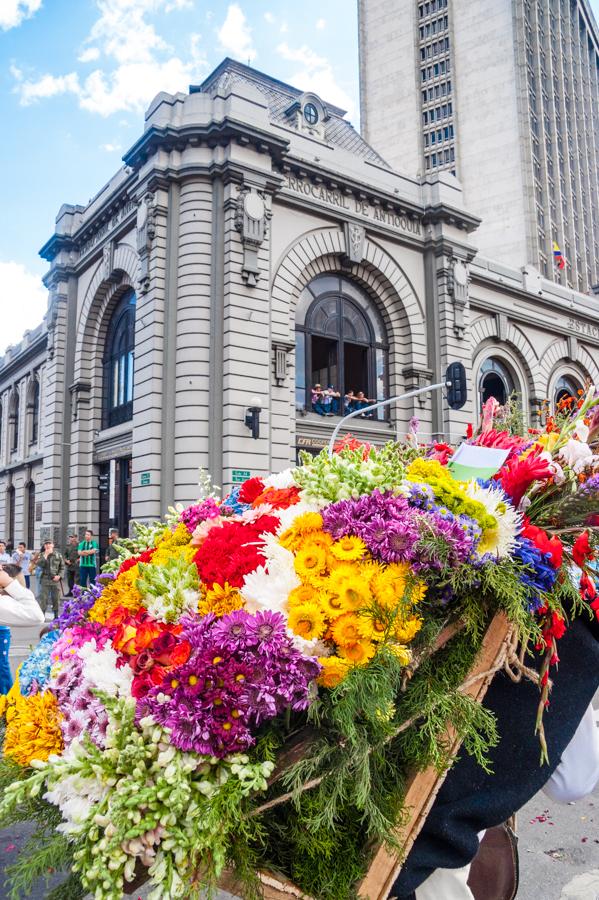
[140,472,151,486]
[232,469,251,483]
[35,502,43,522]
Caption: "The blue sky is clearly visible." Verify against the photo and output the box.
[1,0,598,352]
[0,0,359,351]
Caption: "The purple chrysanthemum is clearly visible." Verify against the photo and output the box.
[179,498,221,533]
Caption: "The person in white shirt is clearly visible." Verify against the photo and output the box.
[0,541,12,565]
[0,565,45,627]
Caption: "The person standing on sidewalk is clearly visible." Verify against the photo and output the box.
[63,534,80,596]
[78,529,99,588]
[105,528,120,564]
[11,542,32,590]
[38,541,65,620]
[0,563,45,693]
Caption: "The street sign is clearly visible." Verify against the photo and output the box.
[232,469,251,483]
[140,472,151,486]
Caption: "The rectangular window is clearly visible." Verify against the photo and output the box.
[444,148,450,162]
[424,133,429,147]
[425,155,431,169]
[431,131,436,144]
[431,152,437,165]
[423,111,428,124]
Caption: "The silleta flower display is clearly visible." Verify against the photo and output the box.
[0,387,597,900]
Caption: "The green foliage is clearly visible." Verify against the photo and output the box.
[136,554,200,622]
[295,443,408,504]
[4,828,76,900]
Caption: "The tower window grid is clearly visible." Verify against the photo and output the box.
[418,0,456,176]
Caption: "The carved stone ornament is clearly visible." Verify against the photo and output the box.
[235,186,268,287]
[136,192,156,294]
[447,258,469,339]
[343,222,366,265]
[69,380,91,422]
[402,366,434,408]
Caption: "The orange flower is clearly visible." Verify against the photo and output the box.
[3,688,63,767]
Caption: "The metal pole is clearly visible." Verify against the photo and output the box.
[327,381,450,457]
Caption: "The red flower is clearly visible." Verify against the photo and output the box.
[579,572,597,603]
[540,610,567,650]
[496,450,552,508]
[521,520,563,569]
[429,442,454,465]
[466,423,473,440]
[252,486,301,510]
[572,531,595,567]
[475,429,528,452]
[117,548,155,576]
[238,478,266,504]
[333,434,372,458]
[194,515,279,588]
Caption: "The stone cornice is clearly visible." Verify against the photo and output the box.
[422,203,481,234]
[122,121,290,171]
[0,333,47,383]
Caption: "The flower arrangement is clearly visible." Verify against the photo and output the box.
[0,387,597,900]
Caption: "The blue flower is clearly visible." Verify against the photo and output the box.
[19,631,60,695]
[514,537,557,612]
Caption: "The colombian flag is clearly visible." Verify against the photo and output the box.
[553,241,566,270]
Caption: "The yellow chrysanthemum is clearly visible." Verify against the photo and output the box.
[358,561,384,585]
[368,613,390,643]
[331,576,371,612]
[198,582,243,618]
[338,641,376,666]
[288,584,318,608]
[157,521,192,549]
[89,565,143,623]
[388,643,412,666]
[330,535,367,562]
[317,655,351,688]
[3,688,63,766]
[294,544,328,582]
[327,562,362,589]
[331,612,372,647]
[394,616,423,643]
[320,591,354,619]
[151,542,197,567]
[279,513,324,551]
[287,602,327,640]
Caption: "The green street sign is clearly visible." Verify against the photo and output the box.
[232,469,251,483]
[140,472,151,486]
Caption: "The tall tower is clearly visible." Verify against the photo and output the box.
[358,0,599,292]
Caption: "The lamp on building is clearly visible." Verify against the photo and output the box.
[244,396,263,440]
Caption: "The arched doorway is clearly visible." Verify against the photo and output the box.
[478,357,517,407]
[554,374,582,408]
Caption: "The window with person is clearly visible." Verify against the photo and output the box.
[102,290,136,428]
[295,275,388,420]
[479,357,517,407]
[554,374,582,408]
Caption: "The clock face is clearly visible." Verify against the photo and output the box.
[244,192,265,221]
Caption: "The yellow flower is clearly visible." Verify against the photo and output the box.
[152,542,197,567]
[358,561,384,585]
[317,655,351,688]
[288,584,318,608]
[3,689,63,766]
[287,602,327,640]
[198,582,243,618]
[339,641,376,666]
[294,544,328,582]
[327,562,362,589]
[330,535,367,562]
[320,591,353,619]
[279,513,324,551]
[330,576,371,612]
[89,565,143,623]
[394,616,423,643]
[157,521,192,549]
[388,643,412,666]
[331,612,372,647]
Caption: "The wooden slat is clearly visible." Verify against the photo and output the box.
[356,612,512,900]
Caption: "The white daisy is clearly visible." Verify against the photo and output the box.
[465,481,522,558]
[262,468,298,489]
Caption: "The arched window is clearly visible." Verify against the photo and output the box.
[479,358,517,407]
[295,275,388,419]
[26,482,35,549]
[9,390,19,455]
[103,291,136,428]
[29,378,40,446]
[554,374,581,407]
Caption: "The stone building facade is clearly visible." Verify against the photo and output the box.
[2,58,599,550]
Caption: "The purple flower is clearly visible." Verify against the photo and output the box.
[57,577,113,630]
[180,498,221,533]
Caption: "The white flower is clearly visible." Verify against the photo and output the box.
[275,499,322,535]
[240,538,300,616]
[575,421,590,443]
[287,631,331,658]
[465,482,521,558]
[79,643,133,697]
[262,468,297,489]
[558,438,596,473]
[45,772,108,835]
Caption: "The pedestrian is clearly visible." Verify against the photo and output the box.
[311,384,326,415]
[355,390,375,416]
[344,390,357,414]
[78,529,99,588]
[63,534,80,596]
[38,540,65,620]
[105,528,120,564]
[0,542,11,565]
[0,562,46,693]
[11,542,32,590]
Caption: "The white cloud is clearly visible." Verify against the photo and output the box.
[264,11,274,24]
[217,3,255,62]
[100,142,122,152]
[0,262,47,355]
[316,18,326,29]
[277,42,355,117]
[0,0,42,31]
[280,21,288,33]
[11,0,208,116]
[78,47,101,63]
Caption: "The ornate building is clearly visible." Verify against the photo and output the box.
[1,58,598,550]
